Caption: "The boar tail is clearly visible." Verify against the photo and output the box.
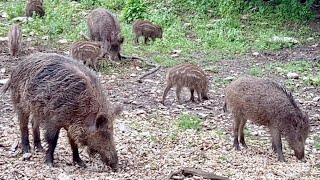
[223,102,228,113]
[1,78,11,94]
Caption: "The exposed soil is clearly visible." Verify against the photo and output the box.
[0,41,319,179]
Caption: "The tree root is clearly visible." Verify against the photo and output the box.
[167,167,229,180]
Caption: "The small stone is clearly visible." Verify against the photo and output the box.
[171,54,179,58]
[311,44,319,47]
[0,37,8,41]
[58,173,70,180]
[136,109,146,115]
[22,153,32,160]
[130,73,137,77]
[184,23,191,27]
[58,39,68,44]
[0,68,5,73]
[171,176,184,180]
[42,36,48,40]
[252,52,259,56]
[11,16,29,23]
[307,37,314,41]
[287,72,299,79]
[0,79,9,85]
[172,49,182,54]
[224,76,235,81]
[312,97,320,102]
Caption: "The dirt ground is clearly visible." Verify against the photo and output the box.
[0,41,319,180]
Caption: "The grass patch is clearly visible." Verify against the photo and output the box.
[248,67,265,77]
[1,0,319,68]
[177,114,202,130]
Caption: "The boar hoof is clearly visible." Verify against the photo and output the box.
[46,161,54,167]
[22,153,32,160]
[277,157,286,162]
[35,145,45,152]
[73,159,86,168]
[233,144,241,151]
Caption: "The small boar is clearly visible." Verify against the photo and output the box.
[224,76,310,162]
[2,52,122,170]
[87,8,124,61]
[25,0,45,18]
[161,64,209,105]
[69,41,103,71]
[132,20,163,45]
[7,25,22,57]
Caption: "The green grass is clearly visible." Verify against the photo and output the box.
[248,67,265,77]
[1,0,319,68]
[177,114,202,130]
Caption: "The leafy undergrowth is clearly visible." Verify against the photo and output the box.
[1,0,320,67]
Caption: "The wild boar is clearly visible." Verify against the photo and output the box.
[69,41,103,71]
[132,20,163,45]
[7,24,22,57]
[161,64,209,105]
[224,76,310,162]
[2,52,122,170]
[87,8,124,61]
[25,0,45,18]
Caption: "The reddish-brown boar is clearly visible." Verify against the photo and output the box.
[132,20,163,45]
[87,8,124,61]
[7,24,22,57]
[162,64,209,105]
[224,76,310,162]
[69,41,103,71]
[2,52,122,170]
[25,0,45,18]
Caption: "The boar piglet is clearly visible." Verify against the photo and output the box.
[224,76,310,162]
[132,20,163,45]
[8,24,22,57]
[2,52,122,170]
[26,0,45,18]
[87,8,124,61]
[70,41,103,71]
[162,64,209,105]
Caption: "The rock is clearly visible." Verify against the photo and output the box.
[22,153,32,160]
[136,109,146,115]
[42,36,48,40]
[58,39,68,44]
[171,54,179,58]
[269,36,299,44]
[0,68,5,73]
[1,12,8,18]
[311,44,319,48]
[58,173,70,180]
[11,16,29,23]
[312,97,320,102]
[0,37,8,42]
[307,37,314,41]
[287,72,299,79]
[252,52,259,56]
[172,49,182,54]
[184,23,191,27]
[130,73,137,77]
[0,79,9,85]
[224,76,235,81]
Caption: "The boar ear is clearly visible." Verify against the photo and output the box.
[95,114,108,129]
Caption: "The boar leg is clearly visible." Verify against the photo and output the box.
[161,83,173,105]
[31,119,44,151]
[233,114,242,151]
[144,36,149,44]
[196,88,202,102]
[134,35,139,45]
[45,128,60,167]
[176,86,183,104]
[269,128,285,162]
[190,88,195,102]
[92,58,98,71]
[18,110,31,155]
[239,118,248,148]
[67,133,86,167]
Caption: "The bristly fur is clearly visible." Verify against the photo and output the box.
[5,52,121,170]
[132,20,163,44]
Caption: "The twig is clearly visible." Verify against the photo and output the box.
[120,54,161,82]
[80,32,91,41]
[167,167,229,180]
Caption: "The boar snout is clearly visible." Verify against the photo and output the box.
[101,150,119,171]
[294,150,305,160]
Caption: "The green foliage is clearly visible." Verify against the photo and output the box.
[268,61,314,75]
[304,74,320,87]
[177,114,202,130]
[5,0,25,19]
[248,67,265,77]
[123,0,147,23]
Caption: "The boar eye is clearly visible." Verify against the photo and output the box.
[96,114,107,128]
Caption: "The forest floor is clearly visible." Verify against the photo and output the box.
[0,38,320,180]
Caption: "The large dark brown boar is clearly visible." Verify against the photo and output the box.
[7,24,22,57]
[161,64,209,105]
[87,8,124,61]
[25,0,45,18]
[132,20,163,45]
[224,76,310,162]
[2,52,122,170]
[69,41,103,71]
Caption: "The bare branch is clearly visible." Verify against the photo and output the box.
[167,167,229,180]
